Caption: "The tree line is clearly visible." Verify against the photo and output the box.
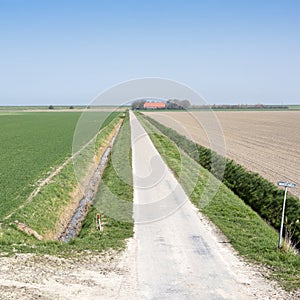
[131,99,191,110]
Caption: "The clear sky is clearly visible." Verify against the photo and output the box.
[0,0,299,106]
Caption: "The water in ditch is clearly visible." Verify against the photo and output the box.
[59,129,119,242]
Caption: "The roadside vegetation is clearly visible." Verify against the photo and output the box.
[0,111,133,256]
[138,113,300,291]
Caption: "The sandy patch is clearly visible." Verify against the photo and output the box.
[0,240,138,300]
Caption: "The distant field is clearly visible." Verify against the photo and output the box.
[0,111,115,219]
[289,105,300,110]
[0,106,129,112]
[145,111,300,199]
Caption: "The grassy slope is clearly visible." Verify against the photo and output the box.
[0,112,117,219]
[138,115,300,291]
[11,115,120,236]
[77,112,133,250]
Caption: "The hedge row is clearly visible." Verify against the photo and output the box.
[143,114,300,246]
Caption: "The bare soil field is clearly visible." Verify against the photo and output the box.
[145,111,300,199]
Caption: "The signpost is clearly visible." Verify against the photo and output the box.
[278,181,296,188]
[277,181,296,249]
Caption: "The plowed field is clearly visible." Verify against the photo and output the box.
[145,111,300,199]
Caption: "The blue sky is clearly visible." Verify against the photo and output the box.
[0,0,299,105]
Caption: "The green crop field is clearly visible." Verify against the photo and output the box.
[0,112,116,220]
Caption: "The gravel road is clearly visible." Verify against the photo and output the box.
[129,111,293,300]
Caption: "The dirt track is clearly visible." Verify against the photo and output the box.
[145,111,300,199]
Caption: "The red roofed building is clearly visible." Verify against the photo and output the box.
[143,102,166,109]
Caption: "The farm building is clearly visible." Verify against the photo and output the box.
[143,102,166,109]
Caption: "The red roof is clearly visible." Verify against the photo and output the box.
[144,102,166,109]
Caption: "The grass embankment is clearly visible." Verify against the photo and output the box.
[138,114,300,291]
[0,112,133,255]
[78,112,133,249]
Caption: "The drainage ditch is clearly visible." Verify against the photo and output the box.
[59,123,121,242]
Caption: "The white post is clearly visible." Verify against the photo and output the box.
[278,186,288,249]
[277,181,296,249]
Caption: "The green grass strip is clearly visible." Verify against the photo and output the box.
[76,111,133,250]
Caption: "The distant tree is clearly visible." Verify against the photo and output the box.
[166,99,191,109]
[181,100,191,109]
[69,105,74,109]
[131,100,146,110]
[166,100,177,109]
[48,105,54,110]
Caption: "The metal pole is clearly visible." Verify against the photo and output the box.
[278,186,288,249]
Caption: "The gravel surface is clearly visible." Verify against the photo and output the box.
[0,241,138,300]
